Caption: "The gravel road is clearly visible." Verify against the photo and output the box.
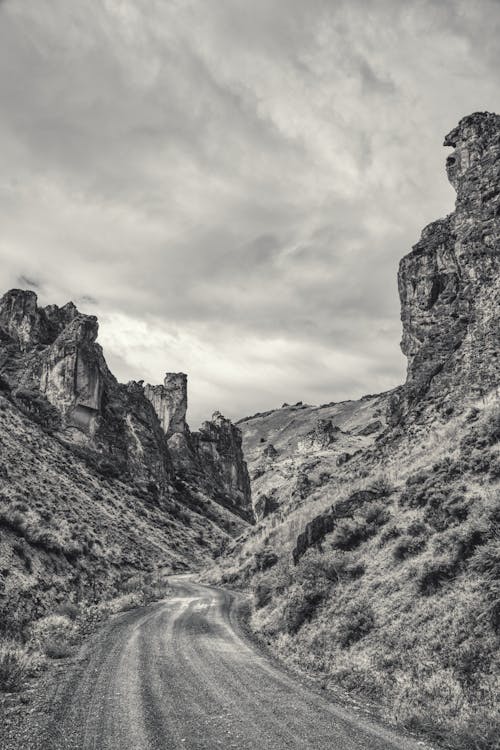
[7,578,429,750]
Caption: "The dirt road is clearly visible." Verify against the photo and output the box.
[11,579,428,749]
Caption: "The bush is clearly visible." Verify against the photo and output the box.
[393,535,427,561]
[31,614,76,659]
[370,475,394,497]
[254,581,273,609]
[470,542,500,579]
[0,642,31,692]
[331,519,367,550]
[417,559,458,595]
[282,586,324,635]
[254,549,279,572]
[337,602,374,648]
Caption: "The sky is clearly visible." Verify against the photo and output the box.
[0,0,499,425]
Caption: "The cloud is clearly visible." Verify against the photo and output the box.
[0,0,498,424]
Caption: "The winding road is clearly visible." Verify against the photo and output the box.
[28,579,426,750]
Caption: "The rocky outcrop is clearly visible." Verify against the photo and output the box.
[394,112,500,422]
[144,373,187,437]
[292,489,379,564]
[39,315,104,435]
[299,418,340,450]
[254,493,278,522]
[0,291,173,489]
[143,371,252,518]
[191,412,252,517]
[0,289,252,519]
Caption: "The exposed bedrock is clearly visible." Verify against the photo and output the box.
[144,372,187,437]
[192,411,252,515]
[393,112,500,422]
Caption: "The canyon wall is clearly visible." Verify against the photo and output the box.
[393,111,500,422]
[0,291,251,518]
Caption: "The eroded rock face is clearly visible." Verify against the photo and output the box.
[0,291,253,520]
[144,373,187,437]
[0,291,172,489]
[292,489,379,564]
[144,374,252,518]
[298,418,340,450]
[192,411,252,517]
[40,315,103,435]
[395,112,500,421]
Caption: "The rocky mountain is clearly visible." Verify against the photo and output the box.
[0,290,251,627]
[212,113,500,749]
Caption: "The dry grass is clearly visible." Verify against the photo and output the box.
[0,641,33,692]
[218,400,500,750]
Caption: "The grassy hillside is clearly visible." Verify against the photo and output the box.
[211,394,500,750]
[0,390,245,637]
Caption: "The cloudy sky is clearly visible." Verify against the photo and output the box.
[0,0,498,425]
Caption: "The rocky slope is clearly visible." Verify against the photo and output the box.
[237,392,392,523]
[0,290,251,628]
[212,113,500,750]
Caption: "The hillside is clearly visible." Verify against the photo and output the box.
[211,113,500,750]
[237,391,392,522]
[0,291,251,632]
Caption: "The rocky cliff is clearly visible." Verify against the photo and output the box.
[0,290,172,493]
[192,412,252,516]
[144,370,252,520]
[0,290,251,520]
[144,373,187,437]
[393,111,500,422]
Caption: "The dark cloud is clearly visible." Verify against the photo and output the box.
[0,0,498,424]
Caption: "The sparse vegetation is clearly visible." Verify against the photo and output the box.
[0,642,33,692]
[211,399,500,750]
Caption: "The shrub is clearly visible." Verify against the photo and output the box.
[254,580,273,609]
[378,523,401,546]
[331,519,367,550]
[363,502,391,530]
[393,535,427,561]
[31,614,76,659]
[0,642,31,692]
[254,549,279,572]
[282,586,324,635]
[470,542,500,579]
[370,475,394,497]
[337,602,374,648]
[424,492,473,531]
[417,559,458,595]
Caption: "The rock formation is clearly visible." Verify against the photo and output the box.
[393,112,500,422]
[298,418,340,450]
[144,373,187,437]
[192,412,252,516]
[143,370,252,518]
[292,489,380,564]
[0,290,252,519]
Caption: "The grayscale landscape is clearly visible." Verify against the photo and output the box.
[0,2,498,750]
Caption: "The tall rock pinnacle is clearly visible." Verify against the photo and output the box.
[393,112,500,421]
[144,373,188,437]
